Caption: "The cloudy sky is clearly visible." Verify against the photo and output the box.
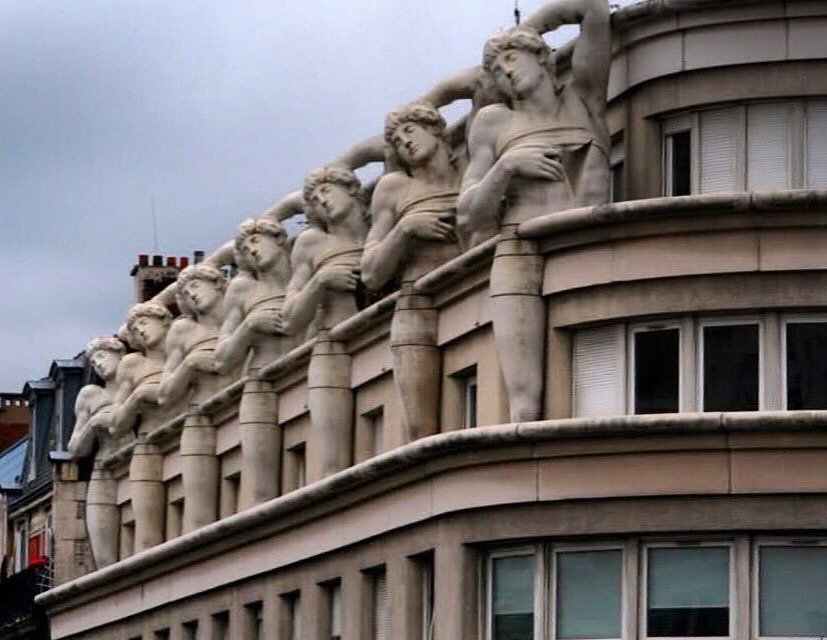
[0,0,636,391]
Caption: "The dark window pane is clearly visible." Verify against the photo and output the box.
[670,131,692,196]
[612,162,625,202]
[635,329,680,414]
[493,555,534,640]
[648,547,730,637]
[703,325,759,411]
[760,546,827,636]
[786,322,827,409]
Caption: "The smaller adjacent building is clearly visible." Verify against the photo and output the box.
[0,393,29,453]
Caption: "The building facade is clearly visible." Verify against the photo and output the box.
[38,1,827,639]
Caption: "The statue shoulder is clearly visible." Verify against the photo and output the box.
[118,352,145,377]
[226,271,256,300]
[374,171,410,200]
[76,383,104,408]
[293,226,327,255]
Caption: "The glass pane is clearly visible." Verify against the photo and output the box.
[670,131,691,196]
[612,162,626,202]
[557,550,622,639]
[786,323,827,409]
[635,329,680,414]
[760,547,827,637]
[703,325,759,411]
[493,555,534,640]
[647,547,729,637]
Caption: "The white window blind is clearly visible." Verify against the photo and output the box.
[748,103,791,191]
[700,108,741,193]
[573,326,625,417]
[807,101,827,187]
[374,572,389,640]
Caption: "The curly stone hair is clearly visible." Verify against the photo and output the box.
[384,102,448,147]
[176,263,227,294]
[302,166,362,205]
[234,217,287,253]
[85,336,126,359]
[482,27,555,74]
[126,301,173,332]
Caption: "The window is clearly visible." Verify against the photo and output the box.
[370,410,384,456]
[632,327,680,414]
[611,138,626,202]
[417,554,435,640]
[372,570,389,640]
[489,552,537,640]
[702,323,759,411]
[555,549,623,639]
[244,601,263,640]
[646,546,731,638]
[463,374,478,428]
[747,103,791,191]
[806,101,827,187]
[181,620,199,640]
[288,444,307,490]
[758,544,827,637]
[167,499,183,539]
[666,130,692,196]
[573,325,625,418]
[28,405,36,481]
[211,611,230,640]
[328,582,343,640]
[282,591,301,640]
[221,473,240,517]
[784,320,827,409]
[153,630,170,640]
[120,521,135,560]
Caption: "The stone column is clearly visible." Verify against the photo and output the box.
[307,332,353,482]
[238,372,279,510]
[390,286,441,443]
[180,408,218,533]
[129,440,165,553]
[85,462,119,568]
[433,544,478,640]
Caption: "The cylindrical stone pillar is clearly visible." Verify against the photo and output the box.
[238,372,279,510]
[129,439,165,553]
[180,408,218,533]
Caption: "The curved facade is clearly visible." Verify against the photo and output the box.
[39,1,827,639]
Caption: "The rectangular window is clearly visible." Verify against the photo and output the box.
[747,103,792,191]
[785,321,827,409]
[464,374,478,428]
[120,521,135,560]
[806,100,827,188]
[666,131,692,196]
[646,546,730,637]
[181,620,199,640]
[633,328,680,414]
[702,323,759,411]
[153,630,170,640]
[700,108,742,194]
[491,554,535,640]
[166,499,183,540]
[371,410,384,456]
[555,549,623,639]
[221,473,240,517]
[418,555,435,640]
[244,601,263,640]
[373,570,389,640]
[329,582,342,640]
[574,326,625,418]
[283,592,301,640]
[759,545,827,637]
[211,611,230,640]
[288,444,307,490]
[611,161,626,202]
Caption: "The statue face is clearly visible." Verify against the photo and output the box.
[181,277,223,315]
[390,121,441,168]
[130,315,167,350]
[307,182,354,225]
[240,232,282,272]
[90,349,121,381]
[490,48,546,100]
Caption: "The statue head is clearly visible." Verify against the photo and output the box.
[384,102,451,172]
[176,263,226,317]
[126,302,173,352]
[85,336,126,382]
[303,166,363,226]
[483,27,555,101]
[234,217,289,275]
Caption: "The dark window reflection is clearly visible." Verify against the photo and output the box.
[670,131,692,196]
[786,322,827,409]
[635,329,680,414]
[703,324,759,411]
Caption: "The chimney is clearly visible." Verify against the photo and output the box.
[131,252,189,303]
[194,250,205,264]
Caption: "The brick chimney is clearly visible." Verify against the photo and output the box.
[129,251,203,303]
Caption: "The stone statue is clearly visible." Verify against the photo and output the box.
[159,263,231,533]
[215,217,294,509]
[110,302,178,553]
[458,0,611,422]
[68,336,127,569]
[361,102,463,442]
[283,166,367,479]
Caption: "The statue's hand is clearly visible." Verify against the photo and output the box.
[245,308,285,335]
[317,266,360,292]
[501,145,564,182]
[184,350,216,374]
[89,410,114,433]
[400,211,457,242]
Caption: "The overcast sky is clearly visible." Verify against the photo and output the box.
[0,0,637,391]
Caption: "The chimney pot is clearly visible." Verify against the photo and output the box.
[167,256,177,267]
[138,254,149,267]
[152,255,163,267]
[194,250,205,264]
[179,256,190,268]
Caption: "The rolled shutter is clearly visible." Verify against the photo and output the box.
[700,107,741,193]
[573,325,626,417]
[807,100,827,188]
[747,103,792,191]
[374,572,389,640]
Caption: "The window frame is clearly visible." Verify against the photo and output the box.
[486,546,545,640]
[697,317,764,412]
[752,537,827,640]
[641,540,737,640]
[662,114,696,196]
[627,323,683,416]
[550,542,629,640]
[779,314,827,410]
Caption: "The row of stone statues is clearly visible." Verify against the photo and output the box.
[68,0,612,570]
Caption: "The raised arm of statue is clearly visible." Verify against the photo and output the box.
[157,318,194,406]
[68,386,100,458]
[332,135,386,171]
[214,283,254,375]
[360,174,410,290]
[282,231,326,335]
[263,190,305,222]
[110,354,143,436]
[522,0,611,110]
[415,66,480,107]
